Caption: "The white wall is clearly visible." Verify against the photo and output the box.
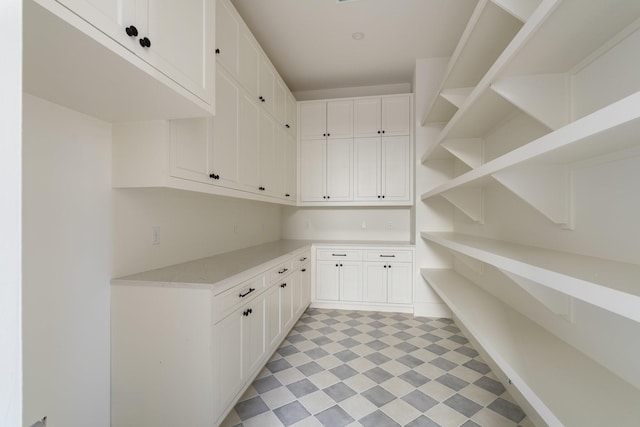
[413,57,452,318]
[281,207,411,241]
[294,83,411,101]
[0,1,22,425]
[22,94,112,427]
[112,189,282,277]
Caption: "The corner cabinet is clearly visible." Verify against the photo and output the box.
[298,94,413,206]
[24,0,214,120]
[313,245,415,313]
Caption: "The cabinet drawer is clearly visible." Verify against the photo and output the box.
[364,250,412,263]
[316,249,363,261]
[213,274,265,323]
[293,250,311,269]
[268,260,294,284]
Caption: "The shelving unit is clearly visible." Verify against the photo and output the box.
[421,232,640,323]
[418,1,640,424]
[420,268,640,427]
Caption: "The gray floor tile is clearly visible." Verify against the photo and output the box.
[312,336,332,346]
[253,375,282,394]
[398,370,429,387]
[329,363,358,380]
[456,346,479,358]
[361,385,396,407]
[449,334,469,345]
[430,356,457,371]
[405,415,442,427]
[359,409,401,427]
[335,349,358,362]
[397,354,424,368]
[273,401,310,426]
[402,389,438,412]
[363,366,393,384]
[366,339,389,350]
[395,342,419,353]
[365,352,391,365]
[463,359,490,375]
[267,358,293,373]
[367,329,387,339]
[315,404,354,427]
[338,337,359,348]
[425,343,449,355]
[474,376,506,395]
[488,397,527,423]
[234,396,270,420]
[323,382,357,402]
[297,361,324,376]
[278,345,300,357]
[305,347,329,359]
[444,393,483,417]
[436,373,469,391]
[287,378,319,398]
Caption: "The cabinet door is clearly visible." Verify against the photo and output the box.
[291,270,302,319]
[316,261,340,301]
[242,297,265,380]
[266,285,281,350]
[238,94,260,192]
[363,263,387,303]
[258,57,275,113]
[382,136,411,201]
[387,263,412,304]
[299,266,311,313]
[213,310,243,414]
[212,69,239,187]
[273,79,287,125]
[285,94,297,135]
[339,261,363,302]
[216,0,239,76]
[299,102,327,140]
[259,111,276,195]
[327,100,354,139]
[170,117,211,184]
[146,0,213,102]
[284,135,297,201]
[280,274,295,332]
[238,31,259,98]
[299,139,326,202]
[354,137,381,201]
[56,0,135,38]
[326,138,353,201]
[273,127,287,199]
[354,98,381,137]
[381,95,411,136]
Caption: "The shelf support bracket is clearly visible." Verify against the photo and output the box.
[492,164,574,229]
[441,187,484,224]
[500,269,575,322]
[440,87,474,109]
[453,253,485,275]
[441,138,484,169]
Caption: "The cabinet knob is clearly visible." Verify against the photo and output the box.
[327,196,330,199]
[382,195,385,198]
[215,48,220,54]
[327,133,330,137]
[340,263,343,267]
[285,124,290,128]
[384,265,387,268]
[281,283,287,288]
[335,264,339,267]
[209,173,220,180]
[377,130,381,134]
[301,269,306,272]
[323,133,326,137]
[285,194,290,197]
[377,195,381,199]
[259,186,265,191]
[125,25,138,37]
[139,37,151,48]
[382,130,385,134]
[259,96,265,102]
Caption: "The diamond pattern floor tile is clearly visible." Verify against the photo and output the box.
[221,308,529,427]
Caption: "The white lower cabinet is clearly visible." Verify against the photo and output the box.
[314,246,414,312]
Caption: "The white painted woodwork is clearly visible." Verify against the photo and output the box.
[354,137,381,201]
[299,139,326,202]
[339,262,363,302]
[381,95,411,136]
[326,138,354,201]
[215,0,239,75]
[440,187,484,223]
[501,270,574,320]
[492,164,573,228]
[214,304,243,414]
[258,110,276,195]
[421,268,640,427]
[363,263,387,303]
[440,87,474,109]
[24,0,214,120]
[387,263,413,304]
[258,57,275,113]
[266,285,281,349]
[242,297,266,379]
[490,0,541,22]
[491,74,569,130]
[299,102,327,140]
[212,68,240,187]
[274,79,287,124]
[327,100,354,139]
[284,136,297,200]
[238,30,259,98]
[279,273,295,331]
[238,93,261,192]
[169,117,211,184]
[421,232,640,323]
[316,260,340,301]
[285,94,297,135]
[273,127,287,198]
[299,266,311,314]
[441,138,484,169]
[354,98,381,137]
[381,136,411,201]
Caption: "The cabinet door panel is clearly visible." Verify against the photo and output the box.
[387,263,412,304]
[273,127,287,199]
[363,263,387,303]
[212,69,239,187]
[382,136,411,201]
[285,94,297,135]
[299,139,326,202]
[339,261,363,302]
[213,311,242,413]
[146,0,212,101]
[259,111,276,194]
[316,261,340,301]
[280,274,295,331]
[326,138,353,201]
[354,137,381,201]
[327,100,354,139]
[300,102,327,140]
[382,95,411,136]
[354,98,381,137]
[242,298,265,380]
[238,32,259,97]
[274,79,286,124]
[216,0,239,76]
[258,57,275,113]
[266,285,281,350]
[238,94,260,191]
[299,266,311,312]
[170,117,211,184]
[284,135,297,201]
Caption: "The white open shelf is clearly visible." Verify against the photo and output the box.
[421,232,640,323]
[420,90,640,226]
[421,268,640,427]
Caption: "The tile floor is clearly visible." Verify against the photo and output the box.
[221,308,532,427]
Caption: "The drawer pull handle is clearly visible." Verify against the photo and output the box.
[243,308,253,317]
[281,283,287,288]
[379,255,396,258]
[239,287,256,298]
[278,268,288,274]
[332,254,347,257]
[301,269,306,272]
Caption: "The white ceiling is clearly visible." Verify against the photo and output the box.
[231,0,477,94]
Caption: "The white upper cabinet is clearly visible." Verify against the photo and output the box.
[238,31,259,98]
[285,94,297,135]
[57,0,214,105]
[354,136,411,202]
[170,117,211,184]
[211,69,240,188]
[274,79,287,125]
[258,58,275,114]
[354,98,381,137]
[215,0,238,75]
[355,95,411,137]
[327,100,354,139]
[300,100,353,140]
[300,102,327,140]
